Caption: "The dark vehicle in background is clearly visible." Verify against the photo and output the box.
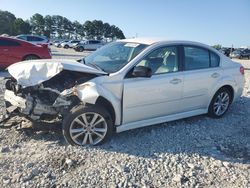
[0,37,51,69]
[219,47,234,57]
[230,48,250,59]
[73,40,104,51]
[16,34,49,48]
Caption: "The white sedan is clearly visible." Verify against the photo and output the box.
[4,38,244,146]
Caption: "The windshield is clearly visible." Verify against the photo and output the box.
[84,42,148,73]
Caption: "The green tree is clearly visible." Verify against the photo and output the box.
[103,22,111,38]
[62,17,74,38]
[13,18,31,35]
[73,21,84,38]
[30,13,45,35]
[212,44,222,50]
[83,20,95,39]
[51,15,64,38]
[0,10,16,35]
[110,25,125,39]
[44,15,53,38]
[83,20,125,40]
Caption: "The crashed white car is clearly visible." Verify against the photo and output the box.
[4,38,244,146]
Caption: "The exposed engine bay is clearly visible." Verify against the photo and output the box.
[4,70,97,121]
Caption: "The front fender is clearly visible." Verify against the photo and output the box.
[76,82,121,125]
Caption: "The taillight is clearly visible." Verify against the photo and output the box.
[240,66,244,75]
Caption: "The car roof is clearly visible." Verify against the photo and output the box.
[120,38,162,45]
[120,38,215,50]
[0,36,37,46]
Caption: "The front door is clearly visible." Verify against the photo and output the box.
[122,46,183,124]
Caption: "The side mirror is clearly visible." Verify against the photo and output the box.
[132,66,152,78]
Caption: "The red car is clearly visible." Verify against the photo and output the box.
[0,36,51,69]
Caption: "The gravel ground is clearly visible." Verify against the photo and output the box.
[0,47,249,187]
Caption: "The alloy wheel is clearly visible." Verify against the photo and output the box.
[213,91,230,116]
[69,112,108,145]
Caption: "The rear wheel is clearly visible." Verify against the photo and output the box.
[23,55,40,61]
[64,45,69,49]
[79,46,84,52]
[63,105,113,146]
[208,88,232,118]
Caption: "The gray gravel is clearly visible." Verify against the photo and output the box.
[0,48,249,187]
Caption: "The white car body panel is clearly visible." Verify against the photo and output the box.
[123,72,183,124]
[117,109,207,133]
[7,59,106,87]
[75,78,123,125]
[181,67,224,111]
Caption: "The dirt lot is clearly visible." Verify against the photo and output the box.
[0,46,249,187]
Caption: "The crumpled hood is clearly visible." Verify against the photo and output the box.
[7,59,107,87]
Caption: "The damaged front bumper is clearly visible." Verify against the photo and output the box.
[4,89,59,120]
[2,75,78,122]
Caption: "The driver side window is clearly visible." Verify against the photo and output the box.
[136,46,178,75]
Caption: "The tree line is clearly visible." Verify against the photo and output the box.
[0,10,125,40]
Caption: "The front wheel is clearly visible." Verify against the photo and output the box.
[208,88,232,118]
[62,105,113,146]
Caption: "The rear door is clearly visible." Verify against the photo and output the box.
[181,45,222,111]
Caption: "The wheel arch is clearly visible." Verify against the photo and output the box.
[208,83,235,110]
[22,54,40,61]
[95,96,116,126]
[75,82,121,126]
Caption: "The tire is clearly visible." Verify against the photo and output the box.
[208,87,232,118]
[64,45,69,49]
[79,46,84,52]
[23,55,40,61]
[62,105,113,146]
[239,55,242,59]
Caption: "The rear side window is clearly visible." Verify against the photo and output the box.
[27,36,44,41]
[210,52,220,67]
[184,46,210,70]
[184,46,220,70]
[17,36,26,40]
[0,39,20,46]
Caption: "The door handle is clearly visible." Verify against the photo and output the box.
[211,73,220,78]
[3,49,8,52]
[170,78,182,84]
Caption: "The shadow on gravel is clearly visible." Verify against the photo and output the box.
[1,96,250,164]
[98,96,250,164]
[21,122,66,145]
